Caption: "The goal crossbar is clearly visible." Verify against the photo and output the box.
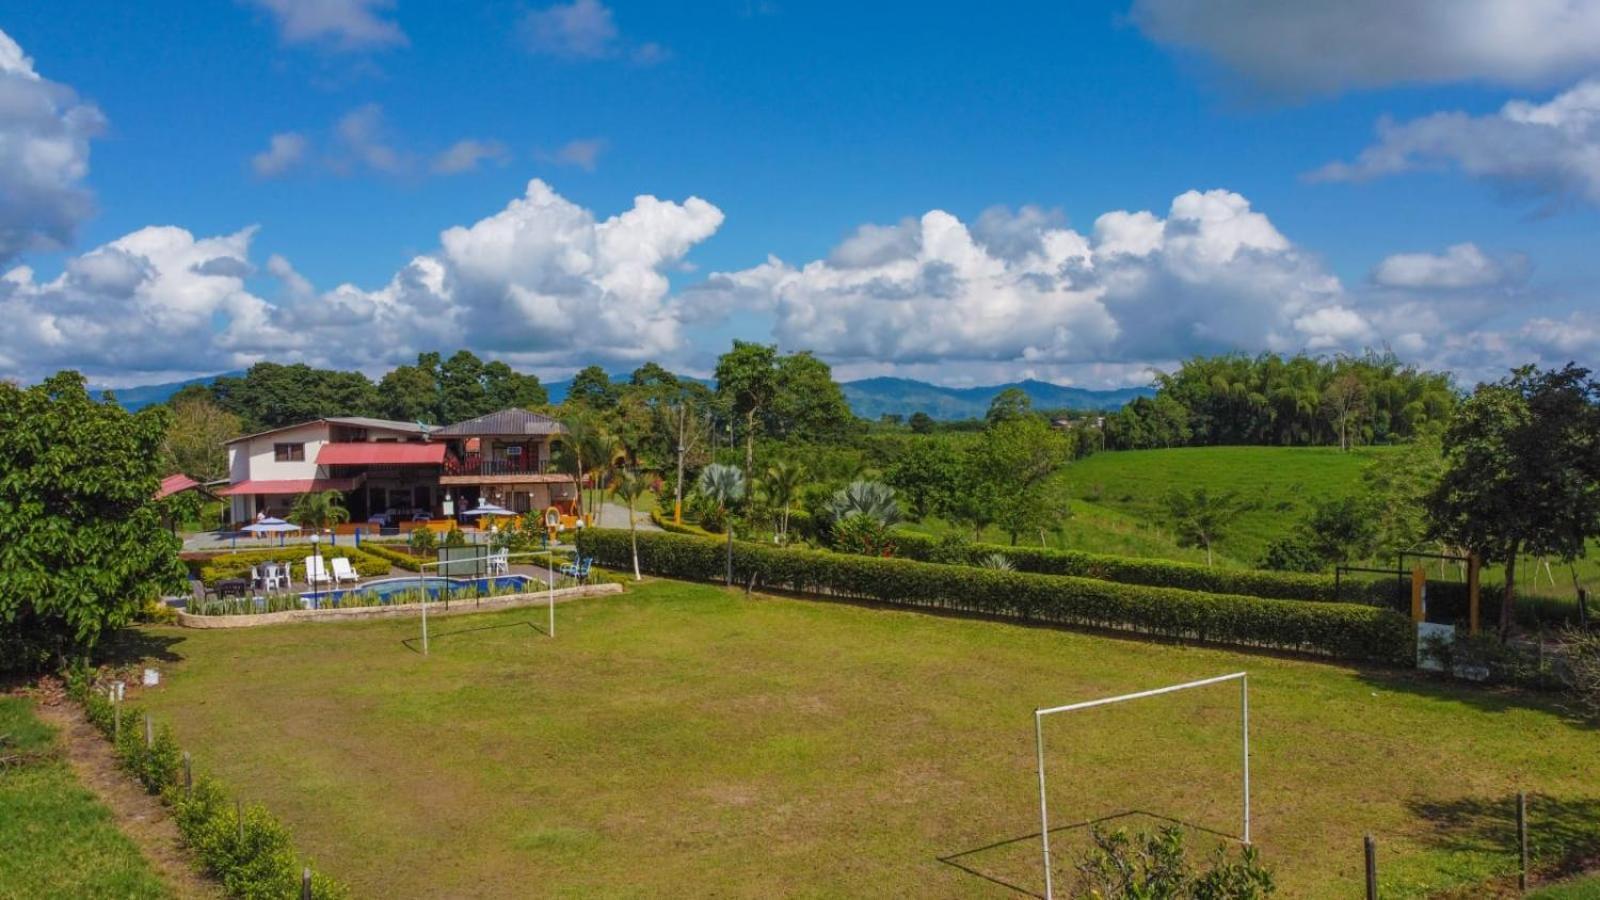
[1034,671,1249,900]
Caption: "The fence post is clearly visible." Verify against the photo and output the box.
[1518,791,1528,891]
[183,752,193,798]
[113,693,122,744]
[144,714,153,749]
[236,799,244,845]
[1364,834,1378,900]
[302,867,312,899]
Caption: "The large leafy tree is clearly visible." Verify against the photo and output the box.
[483,360,548,410]
[567,365,620,410]
[377,353,443,422]
[1428,364,1600,635]
[769,351,853,443]
[437,350,489,424]
[985,387,1034,426]
[714,341,779,481]
[0,373,187,669]
[971,416,1072,545]
[162,394,241,481]
[885,439,961,521]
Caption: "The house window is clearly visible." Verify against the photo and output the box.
[274,443,305,462]
[505,445,523,457]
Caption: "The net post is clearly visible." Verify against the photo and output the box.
[1035,709,1053,900]
[1241,673,1251,844]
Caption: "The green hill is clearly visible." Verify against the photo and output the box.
[1064,445,1401,565]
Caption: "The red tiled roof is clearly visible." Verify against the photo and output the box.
[219,478,361,496]
[155,473,200,500]
[315,442,446,466]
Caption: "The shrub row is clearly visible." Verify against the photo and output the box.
[890,532,1365,602]
[888,531,1533,624]
[355,542,426,571]
[184,545,391,585]
[575,528,1415,664]
[68,671,347,898]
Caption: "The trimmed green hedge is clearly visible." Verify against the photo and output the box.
[356,542,426,571]
[576,529,1414,664]
[68,672,347,898]
[890,532,1370,602]
[184,546,391,585]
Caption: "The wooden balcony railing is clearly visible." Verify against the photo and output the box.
[442,456,554,477]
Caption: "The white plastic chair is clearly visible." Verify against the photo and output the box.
[264,562,288,591]
[487,548,509,576]
[330,557,361,584]
[304,555,332,585]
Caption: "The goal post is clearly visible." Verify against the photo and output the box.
[1033,671,1250,900]
[417,547,571,655]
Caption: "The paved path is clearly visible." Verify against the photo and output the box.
[588,502,663,531]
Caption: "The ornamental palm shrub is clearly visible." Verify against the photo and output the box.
[826,480,903,527]
[289,490,350,533]
[697,464,746,585]
[760,460,808,544]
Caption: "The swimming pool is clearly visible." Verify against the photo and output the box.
[299,574,535,608]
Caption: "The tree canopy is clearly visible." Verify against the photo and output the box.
[1,373,186,669]
[1428,364,1600,634]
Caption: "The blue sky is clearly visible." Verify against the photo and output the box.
[2,0,1598,387]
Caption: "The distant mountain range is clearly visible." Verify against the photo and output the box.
[101,371,1151,420]
[839,377,1151,419]
[92,372,244,411]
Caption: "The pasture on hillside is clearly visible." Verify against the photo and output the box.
[127,580,1600,898]
[1064,445,1391,565]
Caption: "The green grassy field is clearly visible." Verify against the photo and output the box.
[127,580,1600,898]
[0,697,169,900]
[900,498,1221,565]
[1063,445,1393,565]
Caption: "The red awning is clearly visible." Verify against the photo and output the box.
[315,442,446,466]
[155,473,199,500]
[219,478,361,496]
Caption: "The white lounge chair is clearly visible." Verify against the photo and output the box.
[330,557,361,584]
[303,555,332,586]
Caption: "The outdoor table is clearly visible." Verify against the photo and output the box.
[216,578,249,599]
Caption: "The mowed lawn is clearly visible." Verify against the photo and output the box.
[0,697,169,900]
[131,581,1599,898]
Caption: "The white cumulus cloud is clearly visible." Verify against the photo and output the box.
[251,132,309,177]
[1372,242,1526,290]
[519,0,665,64]
[1312,80,1600,208]
[246,0,406,51]
[431,139,510,174]
[0,181,725,381]
[0,27,105,267]
[1132,0,1600,93]
[693,189,1361,370]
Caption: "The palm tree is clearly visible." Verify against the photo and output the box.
[289,490,350,534]
[697,463,746,586]
[609,469,650,581]
[563,413,618,524]
[826,479,903,527]
[760,460,807,544]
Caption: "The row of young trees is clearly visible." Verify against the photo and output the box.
[1106,352,1457,450]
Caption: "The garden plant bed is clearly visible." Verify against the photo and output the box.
[127,579,1600,898]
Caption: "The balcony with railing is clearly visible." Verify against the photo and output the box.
[441,454,557,479]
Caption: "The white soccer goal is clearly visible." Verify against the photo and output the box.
[1033,671,1250,900]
